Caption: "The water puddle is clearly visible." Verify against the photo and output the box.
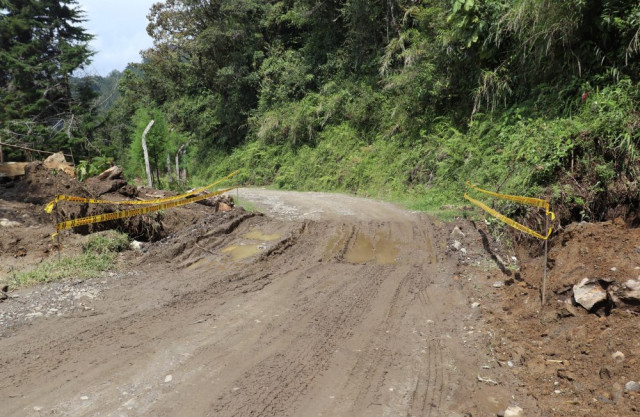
[243,228,280,241]
[344,231,399,265]
[222,244,263,261]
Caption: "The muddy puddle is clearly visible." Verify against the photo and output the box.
[344,231,399,265]
[221,228,282,261]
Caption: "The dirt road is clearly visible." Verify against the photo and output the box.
[1,189,530,416]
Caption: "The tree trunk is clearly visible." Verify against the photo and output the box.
[174,141,191,182]
[167,153,173,183]
[141,120,154,188]
[175,152,180,181]
[181,167,187,184]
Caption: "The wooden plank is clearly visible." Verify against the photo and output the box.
[0,162,28,177]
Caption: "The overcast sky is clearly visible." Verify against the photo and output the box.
[76,0,157,76]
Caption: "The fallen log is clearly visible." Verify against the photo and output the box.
[0,162,28,177]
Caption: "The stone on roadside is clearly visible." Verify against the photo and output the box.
[493,281,504,288]
[218,202,232,212]
[573,278,607,311]
[0,218,21,227]
[611,351,625,362]
[612,382,624,401]
[130,240,144,251]
[625,381,640,393]
[503,405,524,417]
[451,226,465,240]
[452,240,462,251]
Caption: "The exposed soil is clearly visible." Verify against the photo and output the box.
[0,166,638,416]
[451,217,640,417]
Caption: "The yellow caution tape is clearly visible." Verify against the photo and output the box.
[464,182,555,240]
[51,187,234,240]
[44,170,239,213]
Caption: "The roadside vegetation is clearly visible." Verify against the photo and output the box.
[10,231,130,287]
[1,0,639,226]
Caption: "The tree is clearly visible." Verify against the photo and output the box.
[0,0,93,154]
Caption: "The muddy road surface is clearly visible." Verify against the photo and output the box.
[1,189,531,416]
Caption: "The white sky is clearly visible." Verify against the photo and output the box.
[75,0,157,76]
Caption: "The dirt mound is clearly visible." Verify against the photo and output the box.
[0,162,236,284]
[452,218,640,416]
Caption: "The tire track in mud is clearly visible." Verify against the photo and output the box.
[210,227,390,416]
[0,191,499,417]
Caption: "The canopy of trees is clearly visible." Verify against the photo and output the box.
[3,0,639,223]
[0,0,94,155]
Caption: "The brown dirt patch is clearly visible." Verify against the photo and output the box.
[453,218,640,417]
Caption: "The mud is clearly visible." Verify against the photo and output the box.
[0,167,638,416]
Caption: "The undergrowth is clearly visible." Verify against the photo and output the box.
[191,80,640,227]
[10,231,130,288]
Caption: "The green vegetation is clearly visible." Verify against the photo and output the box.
[2,1,639,226]
[0,0,94,156]
[10,231,130,287]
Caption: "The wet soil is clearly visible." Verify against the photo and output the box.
[1,168,638,416]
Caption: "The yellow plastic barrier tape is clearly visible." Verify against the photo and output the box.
[45,170,239,213]
[464,182,555,240]
[465,182,552,212]
[52,187,234,240]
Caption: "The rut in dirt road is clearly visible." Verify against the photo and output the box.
[0,191,517,417]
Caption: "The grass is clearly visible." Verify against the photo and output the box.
[10,230,130,288]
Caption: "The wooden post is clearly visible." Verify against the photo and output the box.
[141,120,155,188]
[541,216,549,307]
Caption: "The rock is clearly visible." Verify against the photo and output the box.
[613,279,640,306]
[452,240,462,251]
[625,381,640,393]
[503,405,524,417]
[43,152,75,177]
[611,351,625,362]
[559,301,578,317]
[471,302,480,309]
[612,382,624,401]
[218,202,232,212]
[164,374,173,382]
[451,226,465,240]
[130,241,144,251]
[493,281,504,288]
[118,184,139,198]
[0,218,21,227]
[599,366,613,379]
[573,278,607,311]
